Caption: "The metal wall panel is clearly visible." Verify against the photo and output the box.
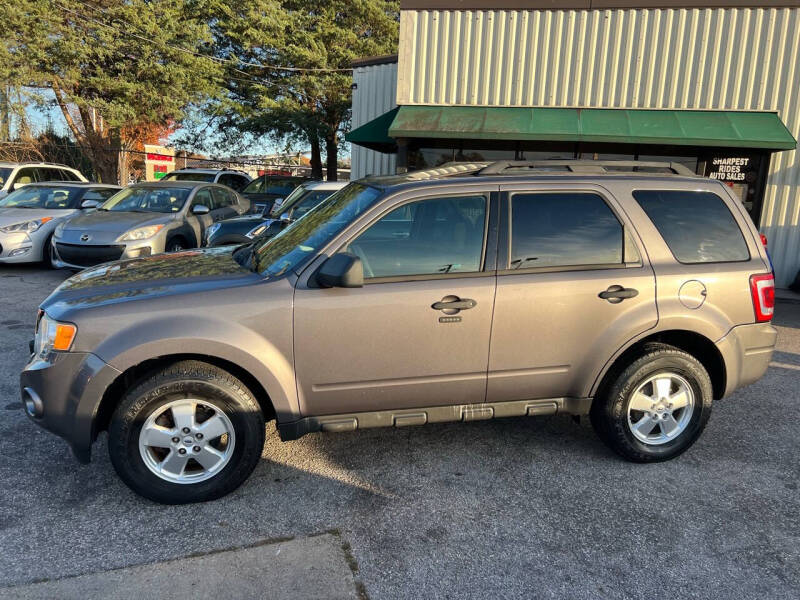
[398,8,800,285]
[351,62,398,180]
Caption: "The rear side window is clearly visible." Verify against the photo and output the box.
[510,193,624,269]
[633,190,749,264]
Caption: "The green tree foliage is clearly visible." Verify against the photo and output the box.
[212,0,399,180]
[0,0,223,183]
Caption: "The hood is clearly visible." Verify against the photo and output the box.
[0,207,75,225]
[42,246,260,316]
[61,210,173,234]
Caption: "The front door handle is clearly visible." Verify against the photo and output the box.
[432,296,477,314]
[599,285,639,304]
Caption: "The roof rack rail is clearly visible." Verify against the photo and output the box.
[401,162,489,180]
[478,160,697,177]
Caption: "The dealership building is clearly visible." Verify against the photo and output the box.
[347,1,800,286]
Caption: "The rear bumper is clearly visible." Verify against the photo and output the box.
[716,322,778,397]
[20,351,121,463]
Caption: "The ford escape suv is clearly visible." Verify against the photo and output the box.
[20,161,777,504]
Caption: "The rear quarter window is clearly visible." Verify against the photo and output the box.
[633,190,750,264]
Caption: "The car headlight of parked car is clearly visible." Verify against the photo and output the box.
[54,221,66,238]
[118,224,165,241]
[206,223,221,239]
[0,217,53,234]
[34,312,77,357]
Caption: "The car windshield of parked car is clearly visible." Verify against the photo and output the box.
[162,172,216,183]
[246,183,381,277]
[0,168,12,186]
[0,185,82,209]
[100,187,190,213]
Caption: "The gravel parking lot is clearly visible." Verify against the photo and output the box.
[0,263,798,599]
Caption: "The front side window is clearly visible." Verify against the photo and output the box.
[211,187,234,208]
[510,193,624,269]
[348,195,488,279]
[633,190,749,263]
[13,167,37,187]
[0,185,81,209]
[192,188,216,210]
[100,187,190,213]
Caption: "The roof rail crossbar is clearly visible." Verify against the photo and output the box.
[478,160,696,176]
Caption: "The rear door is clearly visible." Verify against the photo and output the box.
[487,183,657,403]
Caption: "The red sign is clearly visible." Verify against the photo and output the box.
[147,153,173,162]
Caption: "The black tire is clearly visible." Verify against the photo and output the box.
[590,343,713,462]
[166,237,186,253]
[108,361,265,504]
[42,234,57,269]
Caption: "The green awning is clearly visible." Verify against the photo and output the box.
[345,107,399,152]
[379,106,796,151]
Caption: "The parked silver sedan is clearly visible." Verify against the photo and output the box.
[51,181,250,269]
[0,182,120,267]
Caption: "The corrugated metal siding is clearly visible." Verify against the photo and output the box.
[351,62,398,179]
[398,8,800,286]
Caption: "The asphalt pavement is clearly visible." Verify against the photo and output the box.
[0,263,798,599]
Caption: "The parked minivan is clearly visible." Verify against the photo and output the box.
[21,161,776,504]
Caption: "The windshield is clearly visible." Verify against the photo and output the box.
[101,187,190,213]
[0,185,81,209]
[162,172,216,183]
[0,168,12,186]
[248,183,381,277]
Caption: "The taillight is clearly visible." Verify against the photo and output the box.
[760,234,768,248]
[750,273,775,322]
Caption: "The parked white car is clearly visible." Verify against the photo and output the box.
[0,162,88,200]
[0,182,120,267]
[161,168,252,192]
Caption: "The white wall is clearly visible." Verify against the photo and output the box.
[351,61,398,179]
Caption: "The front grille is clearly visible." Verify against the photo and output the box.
[55,243,125,267]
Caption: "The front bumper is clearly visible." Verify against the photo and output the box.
[20,351,121,463]
[52,238,158,269]
[0,230,39,263]
[716,322,778,397]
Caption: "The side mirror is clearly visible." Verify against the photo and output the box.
[192,204,210,215]
[317,253,363,288]
[81,199,100,209]
[279,211,292,222]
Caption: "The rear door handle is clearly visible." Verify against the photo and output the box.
[432,297,477,313]
[599,285,639,304]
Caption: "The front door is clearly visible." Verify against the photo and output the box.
[294,192,497,417]
[487,185,658,403]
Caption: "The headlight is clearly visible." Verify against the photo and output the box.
[54,221,66,238]
[0,217,53,234]
[118,224,164,241]
[206,223,221,238]
[246,224,268,239]
[34,313,77,357]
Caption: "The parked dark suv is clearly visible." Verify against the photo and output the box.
[21,161,776,504]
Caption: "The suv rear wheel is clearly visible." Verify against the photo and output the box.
[108,361,265,504]
[591,343,713,462]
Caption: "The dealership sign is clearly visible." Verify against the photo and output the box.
[708,157,752,182]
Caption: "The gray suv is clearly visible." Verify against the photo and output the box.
[20,162,777,504]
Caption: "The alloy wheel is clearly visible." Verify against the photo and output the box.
[626,372,695,446]
[138,399,236,484]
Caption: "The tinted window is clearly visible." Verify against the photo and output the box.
[163,172,216,183]
[61,169,82,181]
[349,195,487,278]
[633,190,750,263]
[510,193,623,269]
[211,187,233,208]
[193,188,216,210]
[36,168,64,182]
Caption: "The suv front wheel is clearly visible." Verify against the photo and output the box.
[108,361,265,504]
[591,343,713,462]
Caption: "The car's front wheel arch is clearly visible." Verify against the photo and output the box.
[95,354,276,442]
